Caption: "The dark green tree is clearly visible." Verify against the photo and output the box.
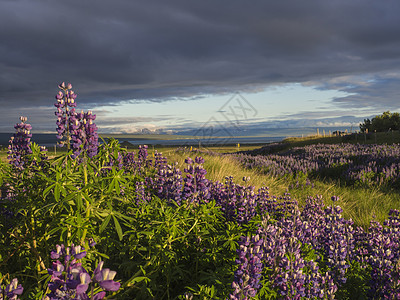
[359,118,371,133]
[360,111,400,132]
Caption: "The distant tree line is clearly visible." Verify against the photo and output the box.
[359,111,400,133]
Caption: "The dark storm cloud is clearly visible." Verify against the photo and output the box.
[1,0,400,121]
[307,72,400,111]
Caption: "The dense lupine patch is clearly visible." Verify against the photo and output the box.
[3,137,400,298]
[2,83,400,299]
[233,143,400,188]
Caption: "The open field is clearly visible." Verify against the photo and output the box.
[3,133,400,299]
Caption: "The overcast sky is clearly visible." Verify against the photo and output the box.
[1,0,400,134]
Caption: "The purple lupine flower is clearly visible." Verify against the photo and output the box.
[71,244,87,260]
[69,110,99,159]
[252,196,345,299]
[54,83,98,158]
[182,157,211,203]
[135,181,152,205]
[82,111,99,158]
[7,116,33,169]
[364,209,400,297]
[93,261,121,292]
[229,234,263,300]
[321,204,354,285]
[122,151,136,170]
[153,162,183,205]
[48,260,65,277]
[54,82,75,149]
[125,145,150,174]
[211,175,258,224]
[154,151,168,169]
[138,145,148,162]
[4,278,23,300]
[46,243,120,299]
[76,272,91,295]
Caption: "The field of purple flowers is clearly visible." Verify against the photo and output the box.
[232,143,400,189]
[1,83,400,299]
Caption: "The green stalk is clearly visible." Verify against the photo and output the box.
[30,215,46,271]
[80,161,90,245]
[90,285,94,300]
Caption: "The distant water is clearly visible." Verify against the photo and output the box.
[0,126,354,148]
[127,136,284,146]
[0,133,59,148]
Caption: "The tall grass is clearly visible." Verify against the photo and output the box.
[165,149,400,229]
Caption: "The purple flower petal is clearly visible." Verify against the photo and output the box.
[93,291,106,300]
[76,283,89,294]
[99,280,121,292]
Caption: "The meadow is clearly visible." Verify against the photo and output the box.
[0,83,400,299]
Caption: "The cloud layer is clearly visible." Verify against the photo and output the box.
[1,0,400,131]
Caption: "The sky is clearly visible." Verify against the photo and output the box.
[1,0,400,136]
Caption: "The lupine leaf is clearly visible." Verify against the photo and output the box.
[99,214,112,233]
[113,215,123,240]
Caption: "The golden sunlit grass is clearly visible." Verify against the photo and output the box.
[162,146,400,229]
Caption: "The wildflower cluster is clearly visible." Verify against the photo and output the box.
[142,152,257,223]
[227,195,400,299]
[47,243,120,299]
[7,116,33,169]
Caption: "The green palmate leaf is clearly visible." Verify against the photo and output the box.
[99,214,112,233]
[113,215,123,240]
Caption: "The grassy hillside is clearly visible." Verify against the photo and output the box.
[284,130,400,147]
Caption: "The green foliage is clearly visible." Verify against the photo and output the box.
[0,141,135,296]
[360,111,400,133]
[335,261,370,300]
[113,198,242,299]
[0,140,251,299]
